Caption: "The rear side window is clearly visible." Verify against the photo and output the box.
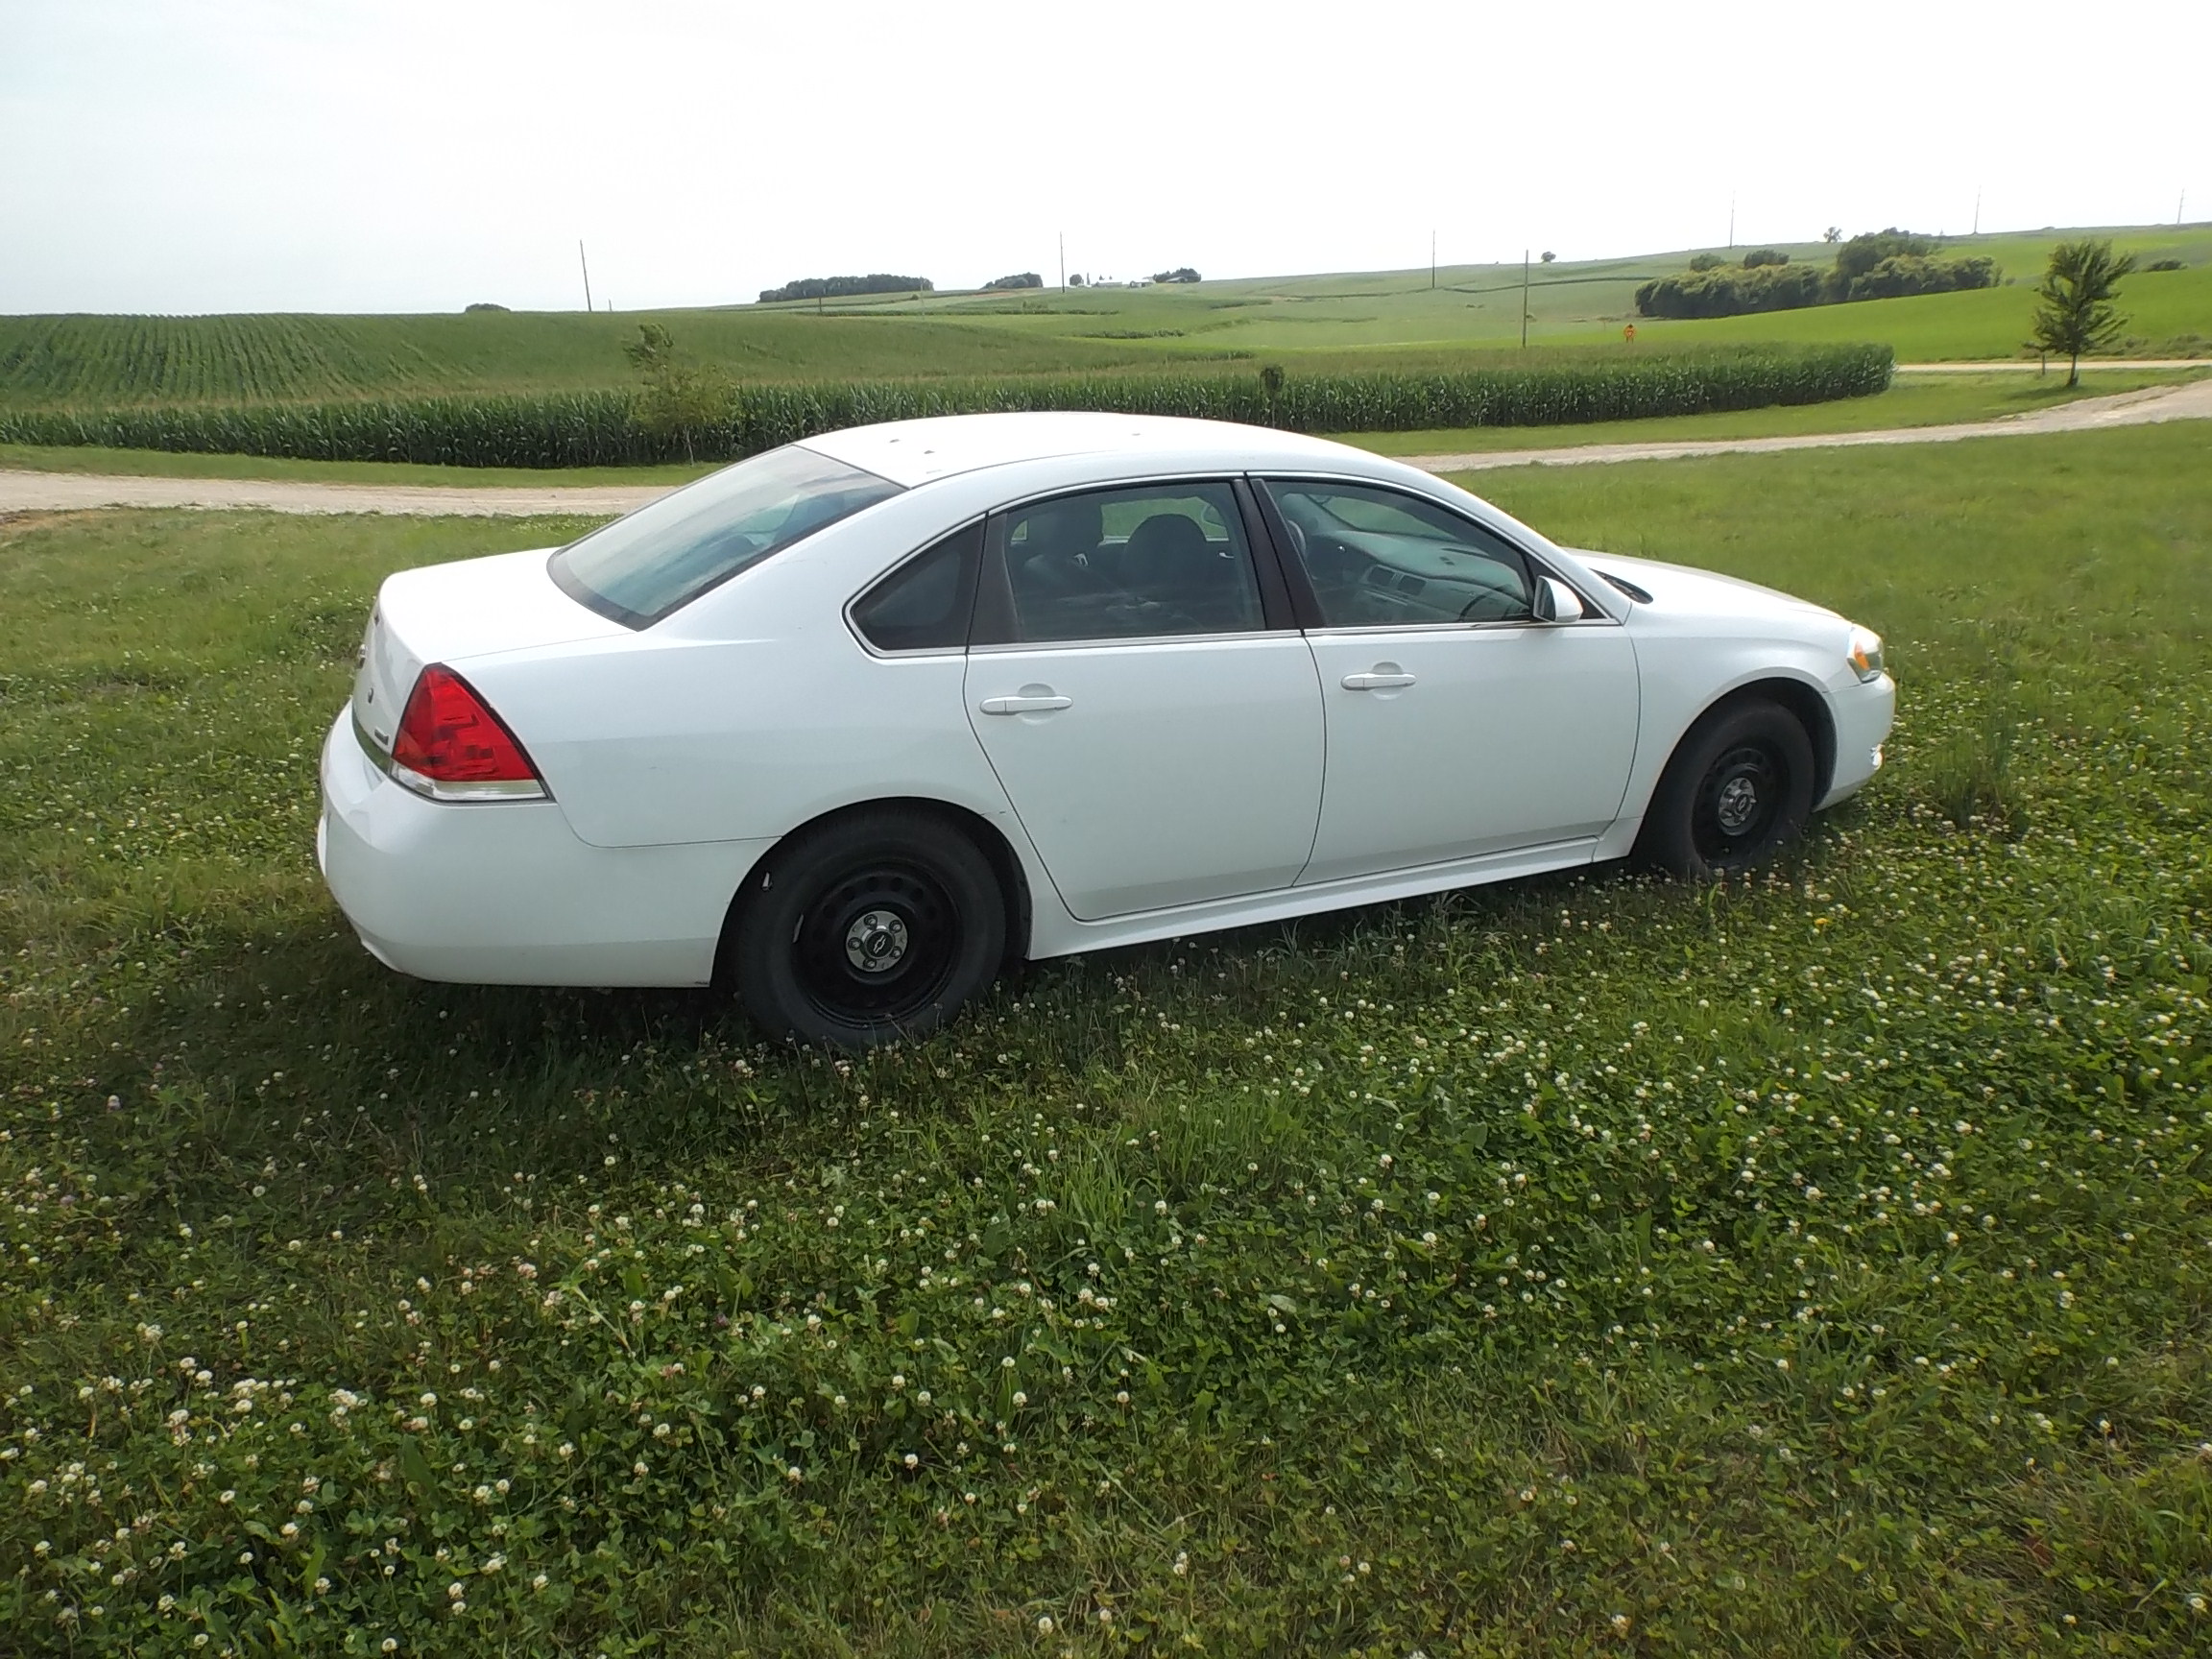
[993,480,1264,643]
[550,445,902,627]
[851,521,982,652]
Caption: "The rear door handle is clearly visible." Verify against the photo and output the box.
[1341,671,1416,690]
[979,693,1072,715]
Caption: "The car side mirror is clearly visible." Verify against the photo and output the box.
[1532,576,1584,624]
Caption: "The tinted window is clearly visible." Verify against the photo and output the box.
[550,445,902,627]
[851,521,981,652]
[1263,480,1533,627]
[999,481,1263,643]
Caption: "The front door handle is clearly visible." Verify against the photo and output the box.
[979,693,1072,715]
[1342,670,1416,690]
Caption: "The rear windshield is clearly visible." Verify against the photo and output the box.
[549,445,902,627]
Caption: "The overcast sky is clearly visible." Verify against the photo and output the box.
[4,0,2205,315]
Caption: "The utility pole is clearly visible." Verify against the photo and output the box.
[1972,186,1981,236]
[2181,190,2189,227]
[1059,232,1066,293]
[1727,194,1736,250]
[578,241,594,312]
[1521,249,1530,348]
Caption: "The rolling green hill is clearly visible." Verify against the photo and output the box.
[3,224,2206,410]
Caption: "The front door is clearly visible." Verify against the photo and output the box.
[1261,478,1640,884]
[964,480,1325,920]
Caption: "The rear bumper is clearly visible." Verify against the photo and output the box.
[1818,673,1896,808]
[318,708,773,987]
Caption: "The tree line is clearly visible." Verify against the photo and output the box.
[1635,230,1998,320]
[757,275,933,303]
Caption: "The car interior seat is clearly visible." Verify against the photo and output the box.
[1121,514,1254,632]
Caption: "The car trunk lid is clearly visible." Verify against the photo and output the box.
[351,548,629,759]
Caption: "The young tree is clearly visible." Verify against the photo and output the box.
[623,324,728,462]
[2027,239,2135,386]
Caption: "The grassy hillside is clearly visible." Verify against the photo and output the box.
[4,425,2211,1651]
[3,225,2205,411]
[1580,262,2212,361]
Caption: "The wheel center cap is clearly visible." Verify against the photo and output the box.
[1716,775,1761,834]
[844,909,909,974]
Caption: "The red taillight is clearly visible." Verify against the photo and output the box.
[389,664,544,798]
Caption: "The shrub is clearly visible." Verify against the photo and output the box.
[1688,252,1725,272]
[462,301,510,313]
[0,347,1893,469]
[982,272,1044,290]
[1151,267,1202,284]
[2144,258,2185,272]
[1635,263,1828,319]
[1742,249,1789,269]
[1841,253,1998,301]
[1834,228,1937,283]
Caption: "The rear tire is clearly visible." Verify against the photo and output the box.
[1637,700,1816,878]
[732,809,1005,1047]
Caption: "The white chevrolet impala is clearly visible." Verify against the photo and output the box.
[320,413,1894,1045]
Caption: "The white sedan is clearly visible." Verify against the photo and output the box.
[320,412,1893,1045]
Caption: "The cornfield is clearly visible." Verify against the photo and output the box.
[0,346,1892,469]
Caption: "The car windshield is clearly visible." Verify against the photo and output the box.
[550,445,902,627]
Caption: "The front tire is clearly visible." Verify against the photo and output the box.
[1638,700,1816,878]
[732,809,1006,1047]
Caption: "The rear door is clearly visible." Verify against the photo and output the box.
[1259,478,1640,884]
[963,479,1325,921]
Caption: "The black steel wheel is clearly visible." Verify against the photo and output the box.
[732,809,1005,1047]
[1638,701,1815,877]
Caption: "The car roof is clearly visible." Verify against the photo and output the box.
[797,411,1387,490]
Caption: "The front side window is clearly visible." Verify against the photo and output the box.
[996,481,1263,643]
[551,445,902,627]
[1262,480,1533,628]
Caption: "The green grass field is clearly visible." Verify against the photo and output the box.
[1569,263,2212,363]
[3,425,2209,1653]
[6,226,2207,415]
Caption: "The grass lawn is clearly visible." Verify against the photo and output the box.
[1342,367,2205,458]
[3,425,2210,1654]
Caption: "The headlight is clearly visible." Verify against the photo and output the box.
[1847,625,1886,684]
